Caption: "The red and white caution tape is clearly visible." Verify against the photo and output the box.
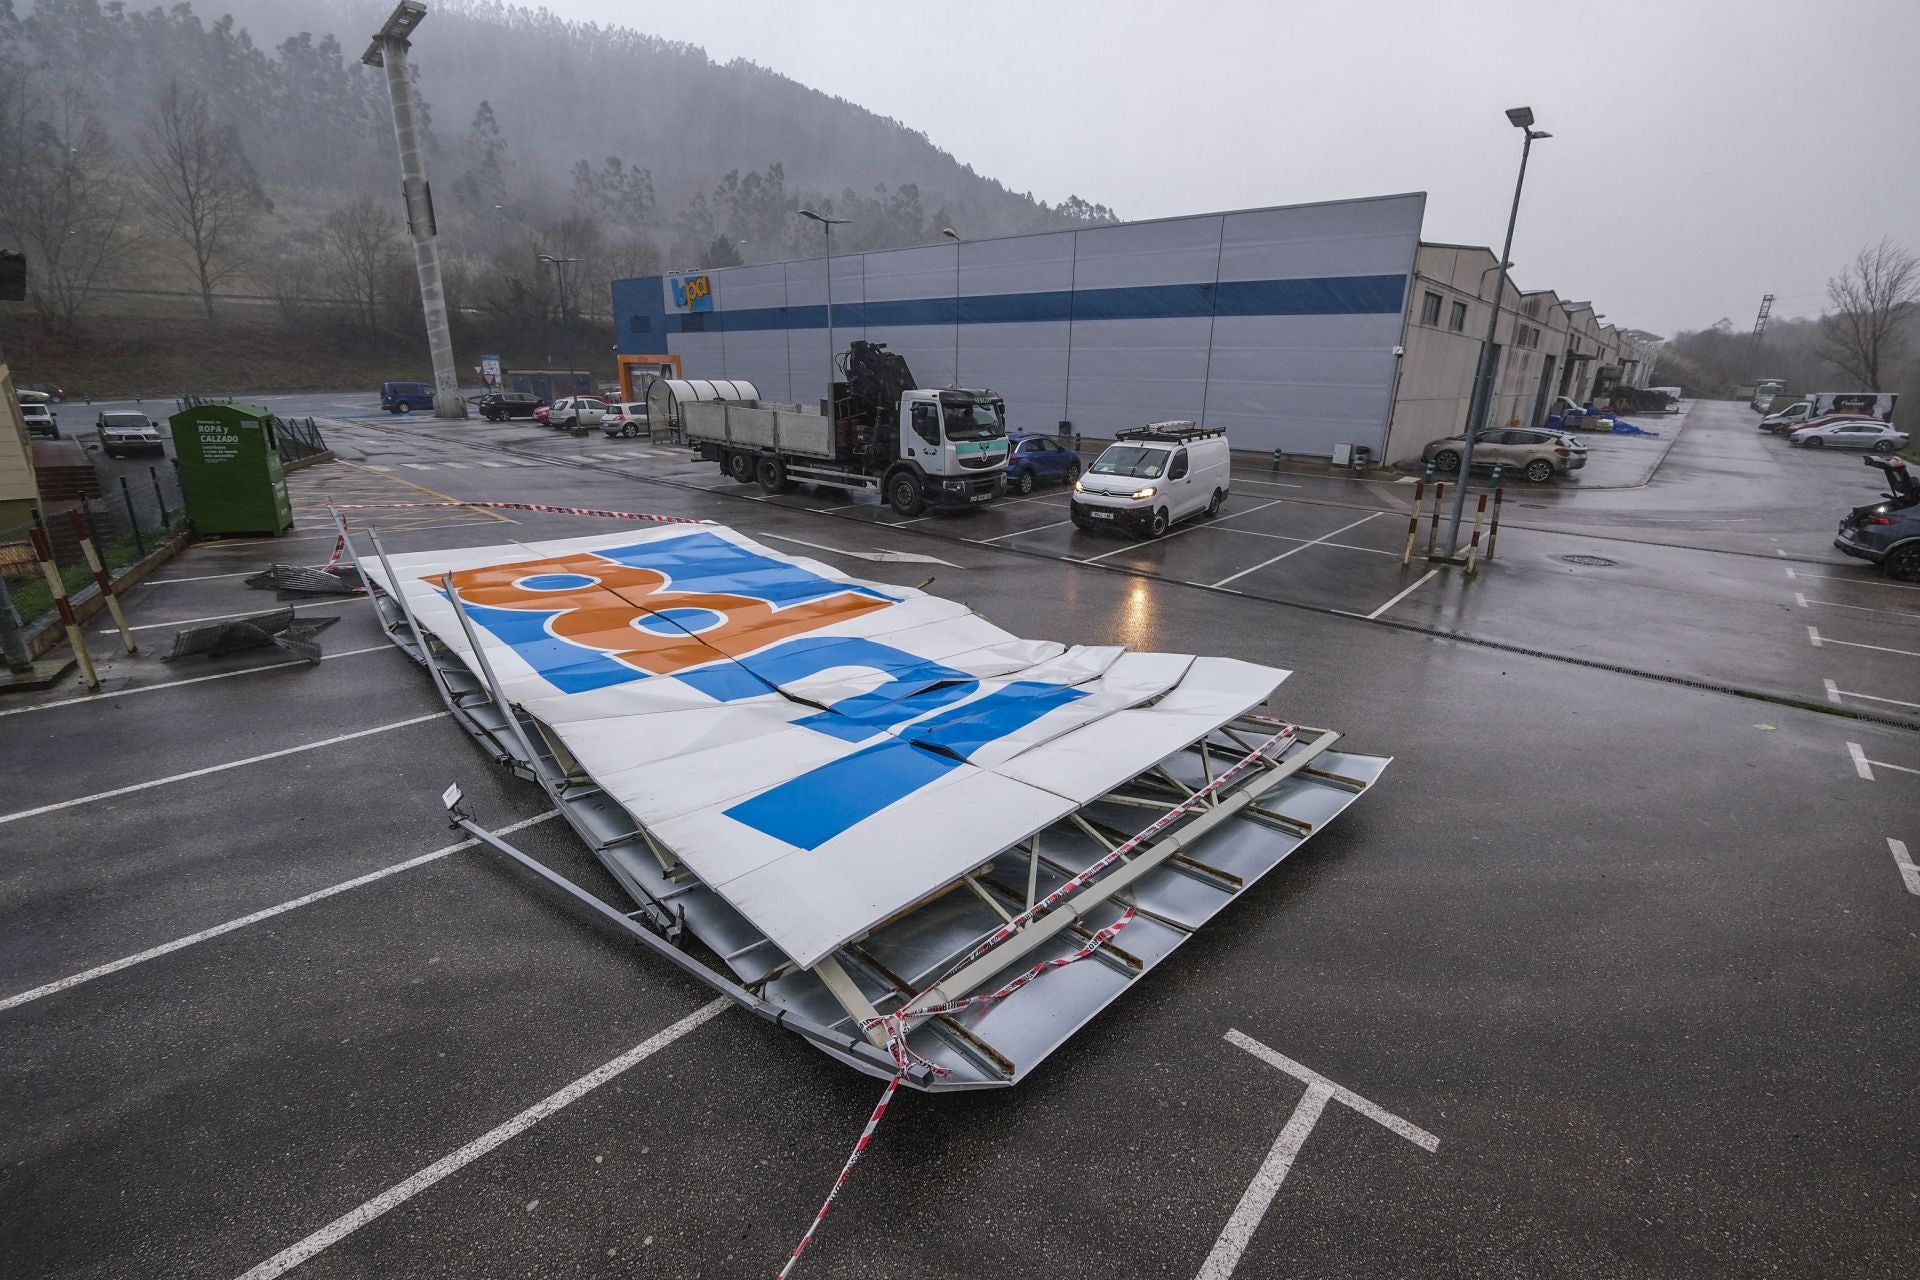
[321,499,713,525]
[776,726,1293,1275]
[774,1075,899,1280]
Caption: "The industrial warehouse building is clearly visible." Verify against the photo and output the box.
[610,191,1656,466]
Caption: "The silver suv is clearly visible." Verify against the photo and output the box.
[97,411,166,458]
[1423,427,1587,483]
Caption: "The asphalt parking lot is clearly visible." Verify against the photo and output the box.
[4,400,1917,1278]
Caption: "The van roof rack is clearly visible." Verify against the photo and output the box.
[1116,421,1225,444]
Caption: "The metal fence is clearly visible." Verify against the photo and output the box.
[275,415,329,464]
[0,466,188,656]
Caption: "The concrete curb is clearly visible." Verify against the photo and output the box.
[1564,402,1695,491]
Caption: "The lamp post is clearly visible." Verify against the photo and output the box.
[362,1,465,419]
[537,253,582,323]
[942,226,961,385]
[1444,106,1550,554]
[797,209,849,405]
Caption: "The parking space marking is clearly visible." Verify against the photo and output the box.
[1889,840,1920,895]
[0,811,561,1013]
[1210,512,1383,587]
[1795,592,1919,620]
[236,998,730,1280]
[0,712,448,828]
[1074,499,1286,566]
[1825,679,1920,711]
[101,597,372,635]
[0,645,389,719]
[1849,742,1875,780]
[476,460,507,467]
[978,518,1076,542]
[1806,626,1920,659]
[1201,1030,1437,1280]
[1365,568,1440,620]
[142,570,260,585]
[1225,474,1305,489]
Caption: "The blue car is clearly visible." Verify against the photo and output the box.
[380,380,435,414]
[1835,456,1920,581]
[1005,432,1082,494]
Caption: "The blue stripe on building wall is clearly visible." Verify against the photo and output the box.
[616,273,1407,341]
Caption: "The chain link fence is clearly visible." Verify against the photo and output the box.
[0,465,188,657]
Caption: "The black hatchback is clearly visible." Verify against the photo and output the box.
[475,392,545,422]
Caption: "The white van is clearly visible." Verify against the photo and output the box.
[1070,422,1231,537]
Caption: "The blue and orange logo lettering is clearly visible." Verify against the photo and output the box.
[670,274,713,312]
[435,533,1084,848]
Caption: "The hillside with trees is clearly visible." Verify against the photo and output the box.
[0,0,1117,393]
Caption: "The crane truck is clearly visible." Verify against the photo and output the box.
[682,341,1008,515]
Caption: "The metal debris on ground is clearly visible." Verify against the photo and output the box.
[162,608,341,663]
[242,563,364,597]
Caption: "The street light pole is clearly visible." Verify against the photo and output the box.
[1444,107,1550,554]
[538,254,582,323]
[942,226,961,385]
[362,1,465,419]
[798,209,849,408]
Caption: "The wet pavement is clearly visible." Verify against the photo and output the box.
[2,396,1916,1279]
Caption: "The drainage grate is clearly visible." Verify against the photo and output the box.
[1560,554,1619,567]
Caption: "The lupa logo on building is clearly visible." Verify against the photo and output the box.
[670,274,713,312]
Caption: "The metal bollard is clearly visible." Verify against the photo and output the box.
[1426,482,1445,556]
[1271,448,1284,472]
[28,525,99,690]
[69,508,137,654]
[1401,479,1425,567]
[1487,484,1505,561]
[150,466,170,528]
[1463,492,1489,579]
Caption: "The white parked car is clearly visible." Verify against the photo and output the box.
[601,402,650,438]
[20,401,58,438]
[547,396,606,430]
[1070,422,1231,537]
[1789,420,1909,452]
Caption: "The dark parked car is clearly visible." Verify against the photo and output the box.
[17,380,65,403]
[96,411,166,457]
[380,380,436,413]
[1005,432,1081,494]
[1835,456,1920,581]
[475,391,546,422]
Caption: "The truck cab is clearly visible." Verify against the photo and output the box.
[892,390,1008,513]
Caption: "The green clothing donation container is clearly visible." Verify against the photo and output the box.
[169,403,294,536]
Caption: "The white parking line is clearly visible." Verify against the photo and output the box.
[0,811,560,1013]
[102,596,372,634]
[1075,499,1286,566]
[1888,839,1920,896]
[1200,1030,1437,1280]
[236,998,730,1280]
[1796,592,1919,619]
[476,461,507,468]
[402,463,438,471]
[1806,626,1920,658]
[1792,570,1920,594]
[1848,742,1874,780]
[1365,568,1439,620]
[0,645,388,718]
[979,518,1076,542]
[1211,512,1383,587]
[1825,679,1920,711]
[0,712,448,827]
[141,570,260,585]
[1225,475,1305,490]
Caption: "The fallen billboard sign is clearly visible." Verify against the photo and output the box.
[353,520,1388,1089]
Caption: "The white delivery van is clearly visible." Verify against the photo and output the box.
[1070,421,1231,537]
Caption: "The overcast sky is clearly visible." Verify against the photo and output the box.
[566,0,1915,336]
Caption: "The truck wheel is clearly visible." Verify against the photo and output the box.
[757,456,796,494]
[726,451,755,483]
[887,472,926,517]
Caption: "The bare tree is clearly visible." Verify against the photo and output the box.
[319,197,400,332]
[0,76,137,329]
[137,81,268,321]
[1819,238,1920,390]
